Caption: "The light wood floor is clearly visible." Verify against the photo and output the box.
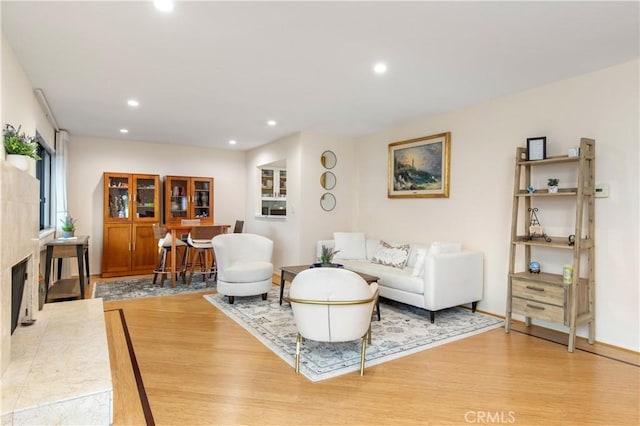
[91,276,639,426]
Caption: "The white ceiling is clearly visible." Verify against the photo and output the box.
[2,1,638,151]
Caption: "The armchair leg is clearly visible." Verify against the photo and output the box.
[295,333,302,373]
[360,336,367,376]
[472,301,478,312]
[261,293,268,300]
[228,295,235,304]
[430,311,435,323]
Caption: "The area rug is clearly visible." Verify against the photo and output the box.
[92,277,216,301]
[204,288,503,382]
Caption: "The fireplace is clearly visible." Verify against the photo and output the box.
[11,258,29,335]
[1,160,40,375]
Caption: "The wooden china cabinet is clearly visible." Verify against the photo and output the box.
[164,176,214,225]
[102,172,161,277]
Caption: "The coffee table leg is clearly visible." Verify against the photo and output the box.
[279,273,286,305]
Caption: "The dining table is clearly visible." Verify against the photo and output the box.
[164,223,230,287]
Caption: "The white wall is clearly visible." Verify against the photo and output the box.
[354,60,639,351]
[246,133,302,270]
[1,33,55,161]
[298,132,357,262]
[68,136,246,275]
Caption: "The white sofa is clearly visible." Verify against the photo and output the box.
[317,233,483,322]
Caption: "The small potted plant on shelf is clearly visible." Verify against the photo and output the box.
[60,215,77,238]
[547,178,559,193]
[319,245,340,265]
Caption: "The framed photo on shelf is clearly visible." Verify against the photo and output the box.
[388,132,450,198]
[527,137,546,161]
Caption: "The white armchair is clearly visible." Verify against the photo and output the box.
[288,268,379,376]
[211,233,274,304]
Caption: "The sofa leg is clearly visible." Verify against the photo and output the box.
[228,296,235,304]
[472,301,478,313]
[261,293,268,300]
[429,311,435,323]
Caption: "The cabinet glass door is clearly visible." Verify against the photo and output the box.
[107,174,131,221]
[192,178,213,222]
[168,177,189,221]
[261,169,274,197]
[133,175,158,221]
[278,169,287,197]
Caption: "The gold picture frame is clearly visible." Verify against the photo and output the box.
[388,132,451,198]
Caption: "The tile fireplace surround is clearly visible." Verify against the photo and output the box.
[0,162,113,424]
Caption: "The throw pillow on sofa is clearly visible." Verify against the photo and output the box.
[333,232,367,260]
[371,240,411,269]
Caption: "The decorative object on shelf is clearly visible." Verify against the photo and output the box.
[60,215,77,238]
[3,123,41,171]
[388,132,451,198]
[568,147,580,157]
[526,185,536,194]
[526,136,546,160]
[547,178,559,193]
[568,234,576,246]
[562,264,573,284]
[528,261,541,274]
[527,207,552,242]
[319,244,340,264]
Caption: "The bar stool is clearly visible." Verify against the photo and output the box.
[153,224,188,287]
[186,225,226,285]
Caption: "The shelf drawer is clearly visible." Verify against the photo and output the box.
[512,297,565,323]
[512,279,564,306]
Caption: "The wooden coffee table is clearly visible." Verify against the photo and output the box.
[279,264,381,320]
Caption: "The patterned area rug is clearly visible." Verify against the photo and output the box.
[204,288,503,382]
[92,277,216,301]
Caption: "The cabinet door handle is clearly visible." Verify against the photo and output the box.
[129,243,132,251]
[526,304,545,310]
[526,285,545,292]
[132,243,136,251]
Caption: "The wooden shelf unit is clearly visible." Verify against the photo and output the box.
[505,138,595,352]
[102,172,161,277]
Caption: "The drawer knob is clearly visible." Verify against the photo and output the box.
[526,304,545,310]
[526,285,545,292]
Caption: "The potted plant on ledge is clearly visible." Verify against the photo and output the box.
[60,215,77,238]
[3,124,40,171]
[547,178,559,193]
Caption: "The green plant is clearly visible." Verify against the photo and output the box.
[60,215,77,232]
[3,124,41,160]
[547,178,559,186]
[320,245,340,264]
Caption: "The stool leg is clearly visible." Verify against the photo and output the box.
[159,249,167,287]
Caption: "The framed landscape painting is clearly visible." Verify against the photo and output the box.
[388,132,451,198]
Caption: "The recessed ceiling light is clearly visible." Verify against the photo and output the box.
[127,99,139,107]
[267,120,277,126]
[120,129,129,134]
[154,0,174,13]
[229,140,237,145]
[373,62,388,74]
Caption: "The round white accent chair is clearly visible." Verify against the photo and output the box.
[211,233,274,304]
[288,268,379,376]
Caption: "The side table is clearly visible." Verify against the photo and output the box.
[44,235,90,302]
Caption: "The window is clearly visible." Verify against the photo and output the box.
[35,132,53,231]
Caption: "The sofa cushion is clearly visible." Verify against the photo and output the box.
[411,248,428,277]
[333,232,366,260]
[342,260,424,294]
[371,240,410,269]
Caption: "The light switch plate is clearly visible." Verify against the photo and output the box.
[594,184,609,198]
